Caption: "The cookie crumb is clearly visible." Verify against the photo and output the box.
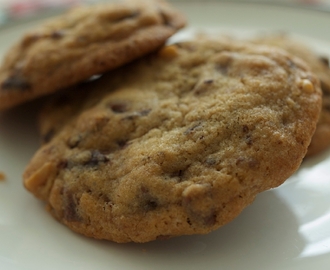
[0,171,6,181]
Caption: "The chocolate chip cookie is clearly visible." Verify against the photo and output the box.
[24,40,321,243]
[250,34,330,157]
[0,0,186,111]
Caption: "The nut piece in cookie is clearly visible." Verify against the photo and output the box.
[24,40,321,243]
[0,0,186,111]
[250,34,330,157]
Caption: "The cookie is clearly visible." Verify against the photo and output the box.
[0,171,5,181]
[23,40,321,243]
[0,0,186,111]
[250,34,330,157]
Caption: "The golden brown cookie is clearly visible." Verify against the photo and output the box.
[24,40,321,243]
[250,34,330,157]
[0,0,185,111]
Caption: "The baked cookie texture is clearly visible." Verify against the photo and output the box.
[24,40,321,243]
[0,0,186,111]
[250,34,330,157]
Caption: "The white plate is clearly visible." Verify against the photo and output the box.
[1,2,330,270]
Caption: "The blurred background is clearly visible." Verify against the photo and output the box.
[0,0,330,27]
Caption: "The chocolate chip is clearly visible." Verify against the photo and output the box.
[67,134,82,149]
[173,170,184,177]
[144,200,158,212]
[204,79,214,84]
[187,218,192,226]
[139,186,159,212]
[193,80,214,96]
[42,129,55,144]
[216,63,229,75]
[122,115,136,121]
[324,98,330,111]
[205,157,217,166]
[57,160,68,169]
[21,33,41,47]
[50,30,65,39]
[1,74,31,91]
[168,169,186,182]
[321,80,330,96]
[242,125,249,133]
[141,186,148,194]
[63,190,80,222]
[236,157,245,166]
[68,150,109,168]
[245,135,253,146]
[287,59,296,69]
[121,109,151,121]
[85,150,109,166]
[184,123,201,135]
[117,139,128,149]
[139,109,151,116]
[109,102,128,113]
[320,56,329,67]
[215,56,232,75]
[204,212,217,227]
[159,10,173,27]
[325,104,330,112]
[96,192,111,204]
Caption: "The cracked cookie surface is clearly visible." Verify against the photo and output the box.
[250,34,330,157]
[0,0,185,110]
[24,40,321,243]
